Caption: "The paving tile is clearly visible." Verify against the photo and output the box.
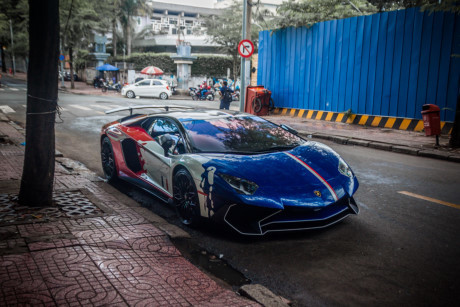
[64,216,111,231]
[31,247,126,306]
[73,227,122,245]
[18,221,69,238]
[103,211,151,227]
[89,236,181,258]
[28,238,80,252]
[0,253,48,300]
[1,290,56,306]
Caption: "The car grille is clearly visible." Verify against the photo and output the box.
[224,197,358,235]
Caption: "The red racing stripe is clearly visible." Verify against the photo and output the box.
[284,152,338,201]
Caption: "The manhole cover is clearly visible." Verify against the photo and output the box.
[0,190,104,224]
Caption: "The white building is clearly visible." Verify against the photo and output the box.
[132,0,284,54]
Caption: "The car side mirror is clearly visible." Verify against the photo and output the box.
[280,124,298,135]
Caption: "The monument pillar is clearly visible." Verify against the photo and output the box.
[170,43,197,94]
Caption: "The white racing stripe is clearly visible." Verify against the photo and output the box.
[285,152,338,201]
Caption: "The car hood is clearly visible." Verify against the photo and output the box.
[199,142,358,208]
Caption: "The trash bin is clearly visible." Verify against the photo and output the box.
[421,104,441,136]
[245,85,273,116]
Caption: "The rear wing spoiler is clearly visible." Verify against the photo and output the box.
[105,105,194,115]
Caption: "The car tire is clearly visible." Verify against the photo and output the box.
[192,94,198,101]
[159,92,168,100]
[101,137,118,183]
[173,169,200,226]
[126,90,135,98]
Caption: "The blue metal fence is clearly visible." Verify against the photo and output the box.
[257,7,460,122]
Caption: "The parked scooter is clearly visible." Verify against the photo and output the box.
[232,90,240,101]
[93,77,104,88]
[189,87,197,96]
[101,82,122,93]
[191,87,214,101]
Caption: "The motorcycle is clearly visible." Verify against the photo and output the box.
[93,77,105,88]
[101,82,122,93]
[232,90,240,101]
[189,87,197,96]
[191,87,215,101]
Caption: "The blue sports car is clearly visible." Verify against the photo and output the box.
[101,106,359,235]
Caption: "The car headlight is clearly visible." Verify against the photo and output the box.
[220,174,258,195]
[338,158,353,178]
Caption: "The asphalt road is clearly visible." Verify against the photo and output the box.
[1,77,460,306]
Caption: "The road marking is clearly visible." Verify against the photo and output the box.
[91,104,116,110]
[398,191,460,210]
[0,105,15,113]
[9,88,19,91]
[0,88,4,91]
[69,104,92,111]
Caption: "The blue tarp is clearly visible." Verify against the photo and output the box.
[96,64,119,71]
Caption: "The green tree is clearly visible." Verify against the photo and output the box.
[275,0,378,29]
[204,0,265,80]
[60,0,99,88]
[0,0,29,73]
[119,0,151,56]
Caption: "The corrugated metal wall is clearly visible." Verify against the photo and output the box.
[257,7,460,122]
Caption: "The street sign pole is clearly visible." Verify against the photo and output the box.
[239,0,248,112]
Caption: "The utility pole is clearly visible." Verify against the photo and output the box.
[239,0,248,112]
[9,19,15,75]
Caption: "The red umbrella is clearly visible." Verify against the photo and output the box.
[140,66,164,76]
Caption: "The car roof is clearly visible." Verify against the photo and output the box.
[151,109,246,122]
[114,108,250,126]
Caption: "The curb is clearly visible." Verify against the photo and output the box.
[300,131,460,163]
[276,107,454,135]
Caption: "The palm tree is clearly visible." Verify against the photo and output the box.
[119,0,151,56]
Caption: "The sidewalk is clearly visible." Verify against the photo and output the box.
[0,120,267,306]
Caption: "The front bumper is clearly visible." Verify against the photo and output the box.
[223,196,359,236]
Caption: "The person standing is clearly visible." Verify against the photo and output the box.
[219,81,234,110]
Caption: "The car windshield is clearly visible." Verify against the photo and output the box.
[181,116,306,154]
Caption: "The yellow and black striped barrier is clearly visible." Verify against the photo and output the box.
[273,108,453,135]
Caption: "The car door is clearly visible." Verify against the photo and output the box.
[134,79,152,96]
[151,80,164,97]
[138,118,182,196]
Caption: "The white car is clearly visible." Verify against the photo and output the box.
[121,79,171,100]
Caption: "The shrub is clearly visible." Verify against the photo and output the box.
[111,53,233,77]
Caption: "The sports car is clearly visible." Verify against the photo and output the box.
[100,106,359,235]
